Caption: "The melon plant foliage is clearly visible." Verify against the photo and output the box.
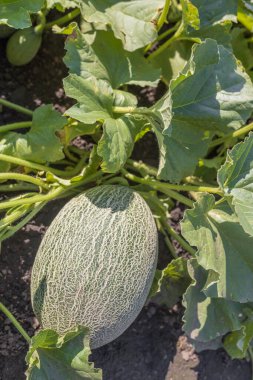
[2,0,253,378]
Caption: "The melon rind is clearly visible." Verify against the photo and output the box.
[31,185,158,348]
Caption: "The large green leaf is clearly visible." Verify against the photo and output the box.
[79,0,165,51]
[26,327,102,379]
[182,193,253,303]
[181,0,238,32]
[218,133,253,236]
[64,75,114,124]
[179,1,236,49]
[151,38,253,182]
[64,27,160,88]
[0,105,67,167]
[183,259,246,343]
[0,0,44,28]
[64,75,148,172]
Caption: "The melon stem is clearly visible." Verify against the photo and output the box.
[0,302,31,343]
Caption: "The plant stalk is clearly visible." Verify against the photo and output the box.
[0,187,65,210]
[0,173,48,189]
[0,121,32,133]
[0,183,38,192]
[157,0,171,31]
[0,302,30,343]
[122,170,222,197]
[45,8,80,29]
[161,216,196,256]
[147,22,184,61]
[210,122,253,148]
[112,106,137,114]
[0,99,33,116]
[0,152,88,178]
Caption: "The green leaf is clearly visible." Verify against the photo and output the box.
[0,105,67,165]
[183,258,246,343]
[79,0,165,51]
[26,327,102,379]
[64,75,114,124]
[180,1,236,47]
[46,0,77,11]
[64,27,160,88]
[151,38,253,182]
[223,311,253,359]
[182,193,253,303]
[64,75,148,172]
[231,28,253,79]
[218,133,253,236]
[181,0,238,32]
[97,117,135,173]
[0,0,44,28]
[152,257,191,307]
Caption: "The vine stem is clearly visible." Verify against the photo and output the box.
[0,121,32,133]
[156,219,177,258]
[210,122,253,148]
[0,99,33,116]
[0,183,37,192]
[157,0,171,31]
[147,22,184,61]
[144,22,180,54]
[0,205,31,228]
[0,302,30,343]
[160,216,196,256]
[45,8,80,29]
[0,171,103,211]
[0,152,88,178]
[112,106,137,114]
[122,169,223,197]
[0,186,65,210]
[127,158,158,177]
[0,203,46,241]
[0,173,48,189]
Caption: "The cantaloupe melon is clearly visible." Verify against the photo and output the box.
[31,185,158,348]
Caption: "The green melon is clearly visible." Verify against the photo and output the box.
[6,27,42,66]
[31,185,158,348]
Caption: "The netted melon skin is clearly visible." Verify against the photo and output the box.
[31,185,158,348]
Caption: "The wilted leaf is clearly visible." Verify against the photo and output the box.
[152,257,191,307]
[26,327,102,379]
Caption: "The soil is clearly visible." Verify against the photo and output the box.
[0,29,251,380]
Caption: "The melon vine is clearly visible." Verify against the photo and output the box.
[1,0,253,378]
